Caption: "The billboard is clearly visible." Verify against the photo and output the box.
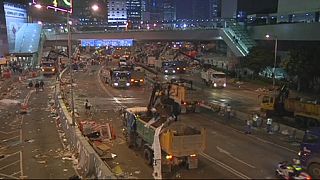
[81,39,134,47]
[33,0,73,13]
[4,3,28,53]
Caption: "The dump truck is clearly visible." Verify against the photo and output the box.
[169,79,202,113]
[41,60,58,76]
[130,68,145,86]
[123,107,206,172]
[201,69,227,88]
[260,84,320,129]
[122,82,206,172]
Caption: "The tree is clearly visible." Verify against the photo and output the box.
[281,46,320,92]
[242,46,275,77]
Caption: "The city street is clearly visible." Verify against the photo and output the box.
[0,76,75,179]
[68,63,300,179]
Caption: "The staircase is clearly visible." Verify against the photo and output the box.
[220,23,256,57]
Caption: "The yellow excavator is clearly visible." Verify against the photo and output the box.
[260,84,320,129]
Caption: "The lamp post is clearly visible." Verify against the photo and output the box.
[67,13,75,126]
[265,34,278,91]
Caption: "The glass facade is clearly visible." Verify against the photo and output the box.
[127,0,141,24]
[163,0,176,21]
[107,0,127,26]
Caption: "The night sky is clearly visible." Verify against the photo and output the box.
[176,0,193,19]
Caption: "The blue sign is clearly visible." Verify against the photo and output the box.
[81,39,134,47]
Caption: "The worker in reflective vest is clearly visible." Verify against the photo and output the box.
[266,118,273,134]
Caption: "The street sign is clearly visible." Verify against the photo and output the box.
[33,0,73,13]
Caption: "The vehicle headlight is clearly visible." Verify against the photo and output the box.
[214,83,217,87]
[177,67,180,70]
[183,68,186,70]
[172,70,176,73]
[52,68,55,72]
[131,79,134,82]
[140,79,144,82]
[41,69,45,72]
[223,83,226,87]
[126,82,130,86]
[114,82,119,86]
[298,151,301,156]
[165,70,168,73]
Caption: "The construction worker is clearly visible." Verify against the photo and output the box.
[245,119,252,134]
[39,80,44,91]
[84,99,92,115]
[266,117,273,134]
[226,104,231,120]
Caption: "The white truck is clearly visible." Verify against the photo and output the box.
[147,56,156,67]
[201,69,227,88]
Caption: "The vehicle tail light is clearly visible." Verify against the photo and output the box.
[190,154,196,157]
[166,155,172,160]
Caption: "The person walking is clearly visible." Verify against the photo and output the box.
[245,119,252,134]
[226,104,231,121]
[35,81,40,92]
[84,99,92,115]
[266,117,273,134]
[39,80,44,91]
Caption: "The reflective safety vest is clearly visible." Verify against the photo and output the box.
[267,118,272,125]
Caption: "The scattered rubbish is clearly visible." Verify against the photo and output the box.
[63,138,67,142]
[63,169,68,172]
[25,139,35,143]
[69,175,81,180]
[37,160,46,164]
[0,155,5,159]
[111,153,117,159]
[112,165,123,176]
[134,171,140,174]
[176,173,181,178]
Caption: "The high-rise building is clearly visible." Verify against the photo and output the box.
[126,0,142,24]
[141,0,163,22]
[209,0,221,18]
[74,0,107,22]
[192,0,209,20]
[163,0,176,21]
[107,0,127,26]
[0,1,9,57]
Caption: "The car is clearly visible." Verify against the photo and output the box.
[163,67,176,75]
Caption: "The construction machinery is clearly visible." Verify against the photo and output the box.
[260,84,320,129]
[122,82,206,172]
[169,78,202,113]
[201,69,227,88]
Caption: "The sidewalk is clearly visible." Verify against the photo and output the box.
[0,76,76,179]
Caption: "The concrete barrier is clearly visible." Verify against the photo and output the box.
[55,68,116,179]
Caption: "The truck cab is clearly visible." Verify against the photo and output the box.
[299,127,320,179]
[41,60,57,75]
[106,69,131,88]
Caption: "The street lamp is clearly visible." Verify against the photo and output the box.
[265,34,278,91]
[91,4,99,11]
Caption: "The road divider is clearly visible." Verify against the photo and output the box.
[55,68,116,179]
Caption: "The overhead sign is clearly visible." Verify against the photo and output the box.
[33,0,73,13]
[81,39,134,47]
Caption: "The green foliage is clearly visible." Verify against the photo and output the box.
[242,46,274,75]
[281,46,320,91]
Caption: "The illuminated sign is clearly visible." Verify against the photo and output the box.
[81,39,134,47]
[33,0,73,13]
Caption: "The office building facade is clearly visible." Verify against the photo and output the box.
[126,0,142,24]
[107,0,127,26]
[163,0,176,21]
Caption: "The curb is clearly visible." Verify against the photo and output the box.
[55,68,116,179]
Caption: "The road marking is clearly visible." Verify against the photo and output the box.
[200,152,250,179]
[19,151,23,178]
[216,146,256,169]
[10,171,21,177]
[0,160,20,170]
[1,135,20,143]
[0,172,19,179]
[0,130,19,135]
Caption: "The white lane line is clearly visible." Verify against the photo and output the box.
[19,151,23,178]
[97,67,125,107]
[0,130,19,135]
[200,152,250,179]
[0,151,20,162]
[228,126,297,153]
[216,146,256,169]
[0,172,19,179]
[0,160,20,170]
[10,171,21,177]
[1,135,20,143]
